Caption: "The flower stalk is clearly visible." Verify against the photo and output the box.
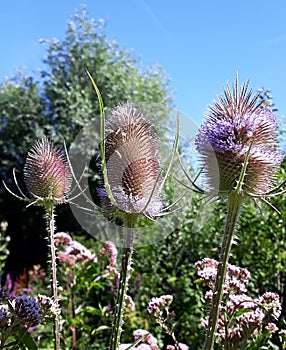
[45,204,61,350]
[204,193,244,350]
[109,214,136,350]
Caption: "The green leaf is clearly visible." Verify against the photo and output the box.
[83,306,102,315]
[21,331,38,350]
[93,325,110,334]
[232,308,253,317]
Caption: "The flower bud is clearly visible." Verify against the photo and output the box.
[24,139,72,201]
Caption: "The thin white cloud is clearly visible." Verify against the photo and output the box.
[264,34,286,46]
[275,34,286,42]
[141,0,168,35]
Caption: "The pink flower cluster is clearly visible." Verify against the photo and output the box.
[147,295,173,316]
[99,240,120,280]
[133,329,159,350]
[54,232,97,267]
[259,292,282,320]
[119,329,189,350]
[146,295,188,349]
[195,258,250,293]
[100,240,118,267]
[196,258,282,347]
[119,329,159,350]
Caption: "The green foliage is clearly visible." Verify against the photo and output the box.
[233,160,286,294]
[130,199,209,349]
[0,74,46,182]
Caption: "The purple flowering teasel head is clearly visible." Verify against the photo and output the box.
[24,138,72,202]
[99,103,163,218]
[195,77,284,197]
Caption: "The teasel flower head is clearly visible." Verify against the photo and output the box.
[23,138,72,204]
[195,76,284,199]
[99,103,163,218]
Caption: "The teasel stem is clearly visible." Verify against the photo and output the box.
[109,214,136,350]
[45,203,61,350]
[204,193,244,350]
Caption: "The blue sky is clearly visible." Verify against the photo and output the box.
[1,0,286,124]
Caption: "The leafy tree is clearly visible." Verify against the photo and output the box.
[0,6,172,276]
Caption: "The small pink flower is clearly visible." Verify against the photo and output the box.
[195,258,250,293]
[133,329,159,350]
[100,247,107,255]
[259,292,281,320]
[197,258,281,345]
[56,236,97,267]
[147,295,173,315]
[54,232,73,245]
[105,266,120,280]
[105,240,118,267]
[119,345,132,350]
[136,345,152,350]
[266,322,278,334]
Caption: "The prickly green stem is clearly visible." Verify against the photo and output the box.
[204,193,244,350]
[45,205,61,350]
[109,214,136,350]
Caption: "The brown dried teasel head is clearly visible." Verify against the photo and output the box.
[98,103,163,218]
